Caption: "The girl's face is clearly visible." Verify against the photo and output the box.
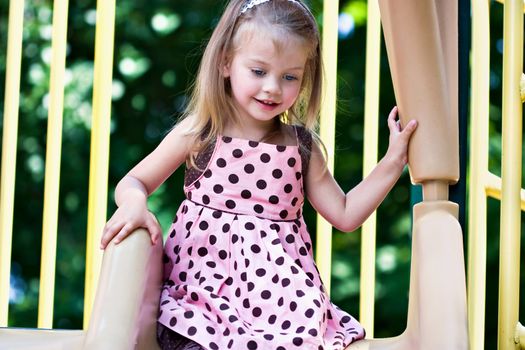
[223,31,309,129]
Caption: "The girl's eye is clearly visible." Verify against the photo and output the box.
[284,74,298,81]
[251,69,265,77]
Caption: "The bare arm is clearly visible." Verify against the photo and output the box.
[306,106,417,232]
[100,117,195,248]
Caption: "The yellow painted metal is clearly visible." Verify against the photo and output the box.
[37,0,70,329]
[83,0,116,328]
[467,0,491,347]
[316,0,339,295]
[359,0,381,337]
[485,172,525,211]
[497,0,523,348]
[495,0,525,12]
[0,0,25,327]
[520,73,525,103]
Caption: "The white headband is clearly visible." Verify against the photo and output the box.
[240,0,300,14]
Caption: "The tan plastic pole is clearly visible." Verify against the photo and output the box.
[467,0,491,347]
[316,0,339,295]
[38,0,70,329]
[0,0,25,327]
[84,0,116,328]
[360,0,381,336]
[497,0,523,348]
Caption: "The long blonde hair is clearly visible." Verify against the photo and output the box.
[183,0,323,161]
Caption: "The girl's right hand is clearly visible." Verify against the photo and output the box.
[100,200,161,249]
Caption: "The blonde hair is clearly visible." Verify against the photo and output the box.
[182,0,323,163]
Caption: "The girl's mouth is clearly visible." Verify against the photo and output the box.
[254,98,280,110]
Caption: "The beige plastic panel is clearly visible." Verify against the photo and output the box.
[347,201,468,349]
[378,0,459,185]
[0,229,162,350]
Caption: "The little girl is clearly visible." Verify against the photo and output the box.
[101,0,417,349]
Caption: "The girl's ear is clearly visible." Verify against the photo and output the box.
[222,61,231,77]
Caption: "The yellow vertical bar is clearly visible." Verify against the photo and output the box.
[467,0,490,348]
[316,0,339,295]
[0,0,25,327]
[83,0,116,328]
[497,0,523,348]
[37,0,70,329]
[359,0,381,337]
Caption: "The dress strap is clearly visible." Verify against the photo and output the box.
[294,125,312,178]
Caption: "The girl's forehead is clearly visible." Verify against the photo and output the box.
[232,21,311,56]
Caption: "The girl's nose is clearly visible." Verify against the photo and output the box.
[263,76,282,95]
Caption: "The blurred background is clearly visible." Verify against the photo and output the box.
[0,0,520,348]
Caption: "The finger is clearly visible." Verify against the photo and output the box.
[402,119,418,135]
[113,223,134,244]
[146,215,162,245]
[387,107,399,131]
[100,224,121,249]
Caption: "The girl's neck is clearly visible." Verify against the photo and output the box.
[226,116,281,142]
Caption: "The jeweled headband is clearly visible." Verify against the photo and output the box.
[240,0,301,14]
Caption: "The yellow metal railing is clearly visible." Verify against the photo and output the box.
[316,0,339,295]
[0,0,25,327]
[38,0,69,329]
[83,0,116,328]
[0,0,114,329]
[359,0,381,337]
[468,0,524,349]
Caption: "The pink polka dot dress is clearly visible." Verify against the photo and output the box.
[158,126,365,349]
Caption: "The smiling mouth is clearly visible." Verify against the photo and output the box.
[255,98,280,107]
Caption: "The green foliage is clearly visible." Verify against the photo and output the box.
[0,0,523,347]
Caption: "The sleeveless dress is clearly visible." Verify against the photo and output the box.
[158,126,365,350]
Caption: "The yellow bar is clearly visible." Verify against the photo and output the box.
[359,0,381,337]
[37,0,70,329]
[485,171,525,211]
[497,0,523,348]
[495,0,525,12]
[84,0,116,327]
[316,0,339,295]
[0,0,25,327]
[467,0,491,347]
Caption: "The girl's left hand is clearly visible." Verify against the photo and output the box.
[385,106,417,169]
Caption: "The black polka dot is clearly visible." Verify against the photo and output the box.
[217,158,227,167]
[249,141,259,147]
[290,301,297,311]
[187,326,197,336]
[261,290,271,299]
[202,195,210,204]
[279,210,288,219]
[268,315,277,324]
[169,317,177,326]
[198,247,208,256]
[264,334,274,340]
[293,337,303,346]
[229,174,239,184]
[247,340,258,349]
[222,136,232,143]
[213,184,224,193]
[251,244,261,253]
[256,180,267,189]
[282,320,291,329]
[282,278,290,287]
[284,184,293,193]
[209,235,217,245]
[241,190,252,199]
[212,210,222,218]
[260,153,271,163]
[308,328,318,336]
[210,342,218,350]
[254,204,264,213]
[226,200,236,209]
[252,307,262,317]
[269,195,279,204]
[199,221,209,230]
[245,222,255,230]
[272,169,283,179]
[288,157,297,167]
[184,310,194,319]
[276,145,287,152]
[244,164,255,173]
[305,308,315,318]
[204,169,212,178]
[222,223,230,233]
[232,149,243,158]
[256,268,266,277]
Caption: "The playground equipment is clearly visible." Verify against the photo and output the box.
[0,0,523,349]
